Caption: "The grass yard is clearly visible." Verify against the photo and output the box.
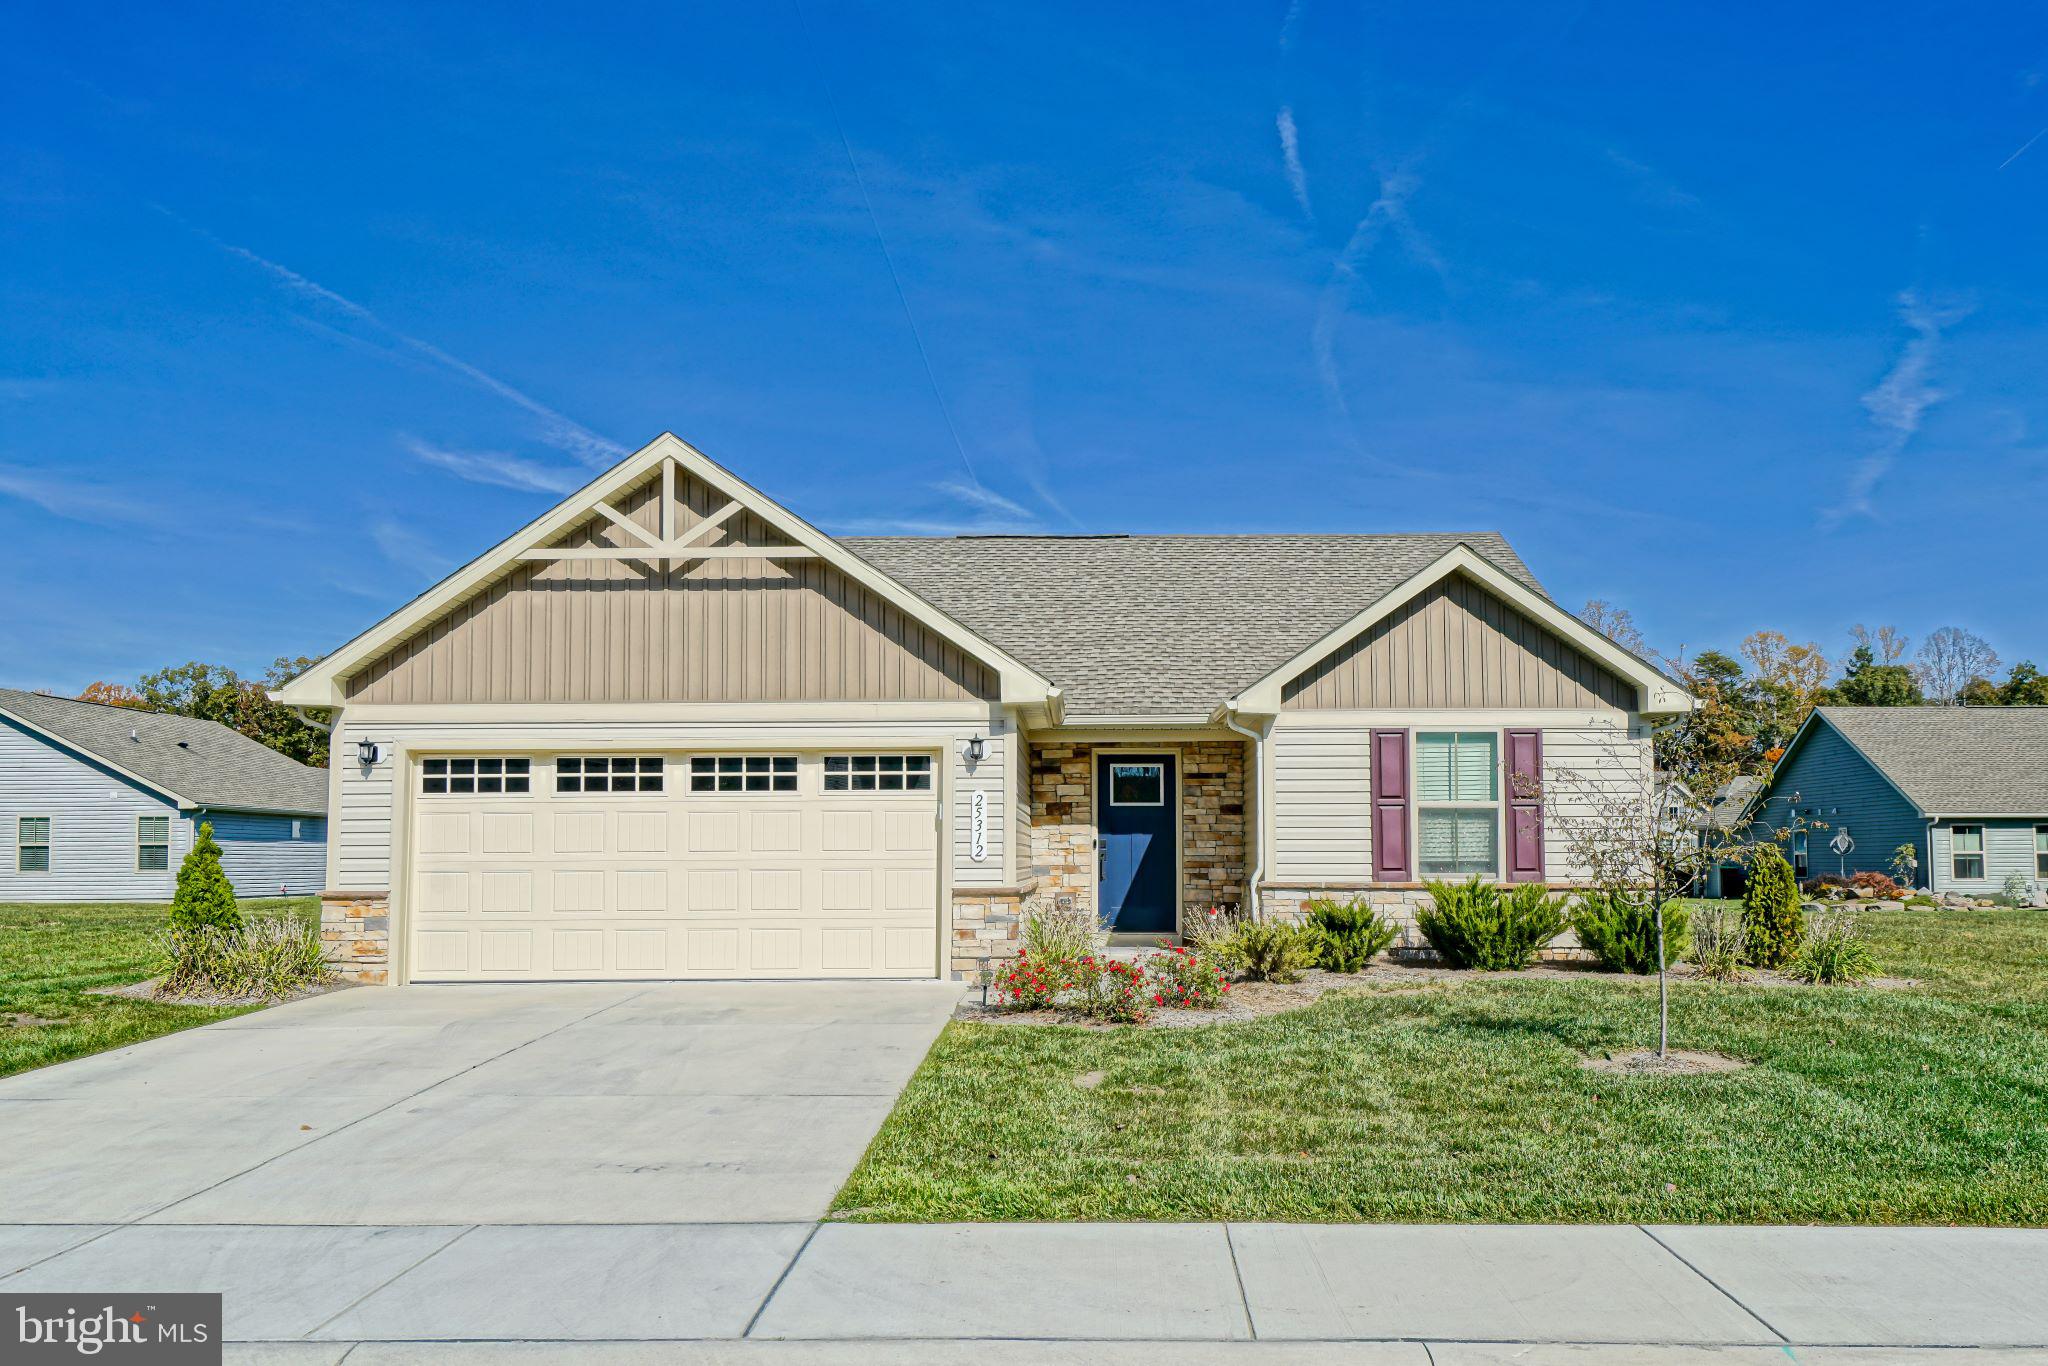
[835,907,2048,1225]
[0,898,317,1079]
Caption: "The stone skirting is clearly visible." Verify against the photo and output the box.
[949,883,1036,981]
[319,890,391,984]
[1259,883,1592,962]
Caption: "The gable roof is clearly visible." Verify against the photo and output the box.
[1793,706,2048,817]
[0,687,329,816]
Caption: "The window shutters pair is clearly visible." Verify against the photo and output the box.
[1369,728,1544,881]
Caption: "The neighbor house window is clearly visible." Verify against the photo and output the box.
[558,756,663,794]
[2037,825,2048,879]
[1106,762,1165,806]
[422,757,531,796]
[824,755,933,792]
[136,815,170,873]
[17,816,50,873]
[1951,824,1985,881]
[688,756,796,793]
[1415,732,1499,877]
[1791,829,1809,880]
[292,819,302,840]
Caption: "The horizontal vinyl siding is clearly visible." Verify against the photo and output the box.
[0,716,189,902]
[1538,724,1652,883]
[1758,719,1927,886]
[331,716,1007,894]
[1283,571,1636,711]
[345,471,994,706]
[198,810,327,898]
[1932,819,2044,894]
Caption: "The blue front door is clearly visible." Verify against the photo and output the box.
[1097,753,1176,934]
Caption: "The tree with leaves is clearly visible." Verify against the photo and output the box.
[170,822,242,934]
[1826,645,1924,707]
[1655,649,1767,793]
[1740,631,1831,757]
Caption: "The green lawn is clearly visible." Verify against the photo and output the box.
[0,898,318,1079]
[835,907,2048,1225]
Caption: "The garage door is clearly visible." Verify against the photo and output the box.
[405,751,939,981]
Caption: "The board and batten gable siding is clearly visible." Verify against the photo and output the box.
[1931,819,2044,894]
[1282,571,1637,711]
[327,717,1011,895]
[199,810,327,897]
[0,714,191,902]
[343,470,994,706]
[1267,713,1648,885]
[1756,717,1928,886]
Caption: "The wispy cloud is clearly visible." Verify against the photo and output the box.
[369,517,452,579]
[1998,126,2046,170]
[1312,166,1442,458]
[165,211,627,467]
[0,463,168,527]
[1277,106,1313,220]
[1279,0,1306,52]
[934,479,1033,520]
[401,436,587,495]
[1831,289,1975,523]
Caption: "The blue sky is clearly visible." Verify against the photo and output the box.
[3,2,2044,693]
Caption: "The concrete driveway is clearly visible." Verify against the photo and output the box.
[0,979,959,1227]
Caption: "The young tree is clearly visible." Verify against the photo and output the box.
[169,822,242,935]
[1827,646,1924,707]
[1578,600,1647,656]
[1915,627,2000,706]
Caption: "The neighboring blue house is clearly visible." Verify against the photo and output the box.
[0,686,328,902]
[1753,706,2048,896]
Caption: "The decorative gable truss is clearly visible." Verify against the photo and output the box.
[518,456,816,573]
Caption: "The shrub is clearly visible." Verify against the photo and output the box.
[1306,898,1396,972]
[1073,957,1151,1023]
[993,949,1078,1009]
[1570,891,1691,975]
[1785,910,1878,985]
[1145,946,1228,1009]
[169,821,241,935]
[1849,871,1901,899]
[1743,844,1805,969]
[1022,904,1100,962]
[1415,878,1567,971]
[157,914,327,1000]
[1688,903,1749,981]
[1996,872,2034,908]
[1212,919,1323,983]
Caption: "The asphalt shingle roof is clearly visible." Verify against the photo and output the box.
[0,686,329,816]
[840,533,1544,717]
[1816,706,2048,816]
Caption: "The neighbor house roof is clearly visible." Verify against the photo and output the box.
[1807,706,2048,817]
[841,533,1545,718]
[0,687,329,816]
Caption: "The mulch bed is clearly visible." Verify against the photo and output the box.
[87,977,355,1008]
[1581,1048,1750,1076]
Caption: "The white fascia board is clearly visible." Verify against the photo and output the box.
[1223,544,1695,718]
[273,434,1055,709]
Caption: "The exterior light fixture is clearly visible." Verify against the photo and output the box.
[355,738,382,766]
[964,734,986,764]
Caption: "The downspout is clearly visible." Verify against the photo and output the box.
[1221,703,1269,919]
[1924,814,1939,894]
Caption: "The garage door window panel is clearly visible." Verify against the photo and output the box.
[559,756,664,794]
[689,756,797,793]
[825,754,933,793]
[423,757,531,796]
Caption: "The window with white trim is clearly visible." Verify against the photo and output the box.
[1951,824,1985,881]
[2037,825,2048,880]
[422,757,531,796]
[17,816,50,873]
[1107,762,1165,806]
[689,755,796,793]
[825,754,933,792]
[558,756,663,794]
[1415,731,1499,878]
[1791,829,1809,880]
[137,815,170,873]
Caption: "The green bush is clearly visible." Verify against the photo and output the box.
[1416,878,1567,970]
[157,915,328,1000]
[1021,905,1101,962]
[1571,891,1691,975]
[1743,844,1804,968]
[1785,910,1878,985]
[168,821,241,935]
[1213,920,1323,983]
[1305,898,1396,972]
[1687,903,1749,981]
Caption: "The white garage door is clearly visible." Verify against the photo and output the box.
[405,751,939,981]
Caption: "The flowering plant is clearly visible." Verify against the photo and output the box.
[1077,956,1151,1023]
[992,948,1081,1010]
[1145,945,1228,1009]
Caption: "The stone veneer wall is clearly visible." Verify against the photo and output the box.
[320,891,391,984]
[949,885,1033,982]
[1260,883,1591,962]
[1026,739,1250,929]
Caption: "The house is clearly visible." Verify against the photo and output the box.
[1754,706,2048,896]
[0,687,329,902]
[272,434,1692,985]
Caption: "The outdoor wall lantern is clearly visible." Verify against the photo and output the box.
[355,738,382,766]
[964,734,986,764]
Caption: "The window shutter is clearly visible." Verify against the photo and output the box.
[1504,728,1544,882]
[1371,729,1410,881]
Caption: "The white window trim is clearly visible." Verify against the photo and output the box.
[1413,731,1503,880]
[1105,761,1166,807]
[1951,823,1986,882]
[2036,824,2048,880]
[17,814,51,875]
[135,814,171,875]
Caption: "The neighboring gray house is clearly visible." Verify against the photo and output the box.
[1754,706,2048,896]
[0,687,328,902]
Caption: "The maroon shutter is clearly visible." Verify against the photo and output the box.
[1504,729,1545,882]
[1371,729,1410,881]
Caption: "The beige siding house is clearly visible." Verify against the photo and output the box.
[276,434,1690,985]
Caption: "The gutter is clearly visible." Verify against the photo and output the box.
[1220,702,1271,918]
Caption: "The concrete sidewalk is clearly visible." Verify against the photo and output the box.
[5,1221,2044,1361]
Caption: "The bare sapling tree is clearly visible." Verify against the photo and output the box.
[1915,627,2001,705]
